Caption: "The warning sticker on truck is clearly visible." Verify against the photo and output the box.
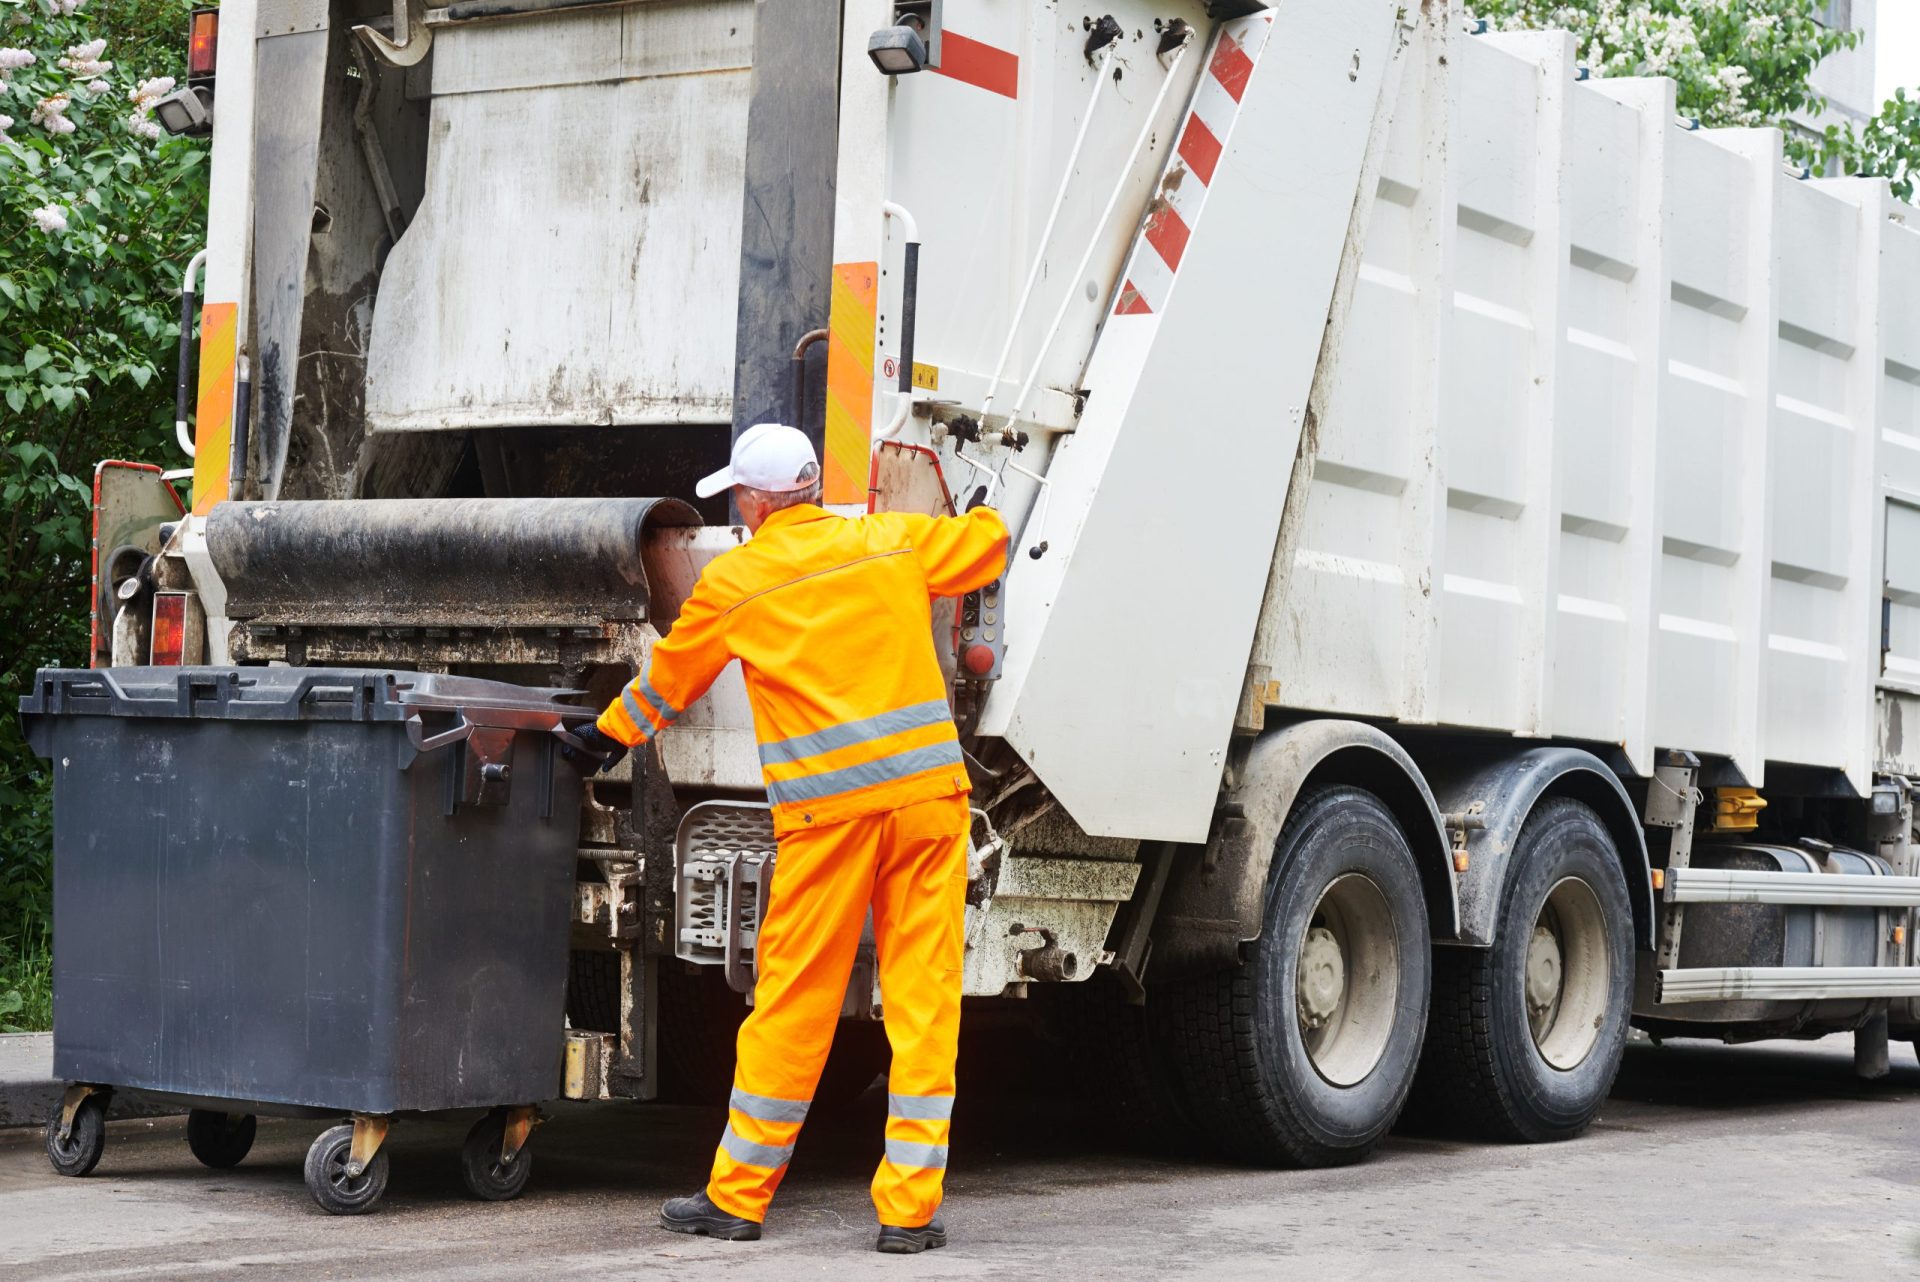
[879,358,940,391]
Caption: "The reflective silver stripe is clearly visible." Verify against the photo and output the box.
[759,700,954,768]
[887,1093,955,1122]
[765,742,965,806]
[639,670,681,723]
[884,1139,948,1169]
[720,1124,794,1170]
[620,688,654,741]
[730,1088,810,1124]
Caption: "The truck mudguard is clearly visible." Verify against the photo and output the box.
[1417,747,1654,951]
[1155,719,1457,975]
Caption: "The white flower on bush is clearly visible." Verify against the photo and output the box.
[124,77,177,141]
[129,76,175,109]
[1715,63,1754,118]
[51,1,90,17]
[31,205,69,234]
[32,94,76,136]
[0,48,36,79]
[58,39,112,80]
[85,78,109,95]
[1480,0,1820,133]
[0,114,12,133]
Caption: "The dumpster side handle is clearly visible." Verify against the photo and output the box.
[406,710,473,754]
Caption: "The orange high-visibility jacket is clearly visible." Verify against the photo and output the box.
[598,504,1009,834]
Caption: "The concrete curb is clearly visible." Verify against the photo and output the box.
[0,1033,180,1130]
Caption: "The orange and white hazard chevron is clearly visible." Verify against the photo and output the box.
[1112,11,1276,318]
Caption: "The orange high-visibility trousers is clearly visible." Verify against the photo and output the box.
[707,792,970,1228]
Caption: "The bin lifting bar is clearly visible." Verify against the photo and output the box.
[354,0,433,68]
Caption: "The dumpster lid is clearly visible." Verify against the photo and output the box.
[18,666,595,725]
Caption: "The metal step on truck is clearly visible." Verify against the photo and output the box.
[79,0,1920,1169]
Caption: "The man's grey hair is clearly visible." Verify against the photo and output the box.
[740,461,822,512]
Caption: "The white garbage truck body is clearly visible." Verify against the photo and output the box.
[108,0,1920,1161]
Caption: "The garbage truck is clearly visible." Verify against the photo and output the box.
[79,0,1920,1169]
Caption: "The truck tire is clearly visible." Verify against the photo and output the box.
[1032,975,1195,1153]
[655,963,888,1109]
[1158,785,1431,1167]
[655,964,746,1103]
[1414,797,1631,1142]
[816,1022,891,1108]
[566,949,621,1033]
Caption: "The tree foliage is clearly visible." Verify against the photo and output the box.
[0,0,208,1028]
[1825,84,1920,201]
[1472,0,1918,199]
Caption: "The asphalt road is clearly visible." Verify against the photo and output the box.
[4,1036,1918,1281]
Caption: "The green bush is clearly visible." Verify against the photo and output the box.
[0,0,209,1031]
[0,913,50,1032]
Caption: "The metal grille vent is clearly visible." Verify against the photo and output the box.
[674,802,778,981]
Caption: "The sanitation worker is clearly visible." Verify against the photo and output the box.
[570,422,1008,1254]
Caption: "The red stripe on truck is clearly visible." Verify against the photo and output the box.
[935,31,1019,99]
[1209,31,1254,103]
[1144,202,1192,274]
[1114,279,1153,315]
[1109,12,1273,318]
[1178,113,1223,186]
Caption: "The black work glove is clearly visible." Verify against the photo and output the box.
[561,722,629,774]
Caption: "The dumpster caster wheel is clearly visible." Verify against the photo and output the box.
[304,1123,389,1215]
[44,1091,107,1178]
[460,1109,534,1202]
[187,1110,257,1169]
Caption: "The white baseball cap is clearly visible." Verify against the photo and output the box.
[695,423,821,499]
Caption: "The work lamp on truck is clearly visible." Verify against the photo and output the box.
[868,1,942,76]
[154,7,218,137]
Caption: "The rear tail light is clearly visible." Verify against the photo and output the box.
[188,8,218,82]
[151,592,189,665]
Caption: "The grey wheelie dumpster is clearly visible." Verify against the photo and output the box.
[18,666,602,1212]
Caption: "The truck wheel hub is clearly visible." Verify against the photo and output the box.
[1528,878,1611,1070]
[1297,926,1346,1029]
[1525,925,1563,1017]
[1296,874,1399,1086]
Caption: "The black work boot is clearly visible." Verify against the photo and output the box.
[875,1217,947,1254]
[660,1190,761,1241]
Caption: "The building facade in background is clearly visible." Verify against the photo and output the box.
[1797,0,1879,150]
